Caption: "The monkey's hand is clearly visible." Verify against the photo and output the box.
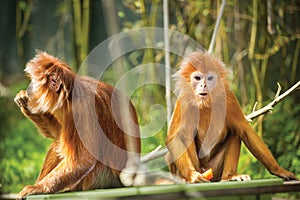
[16,185,44,200]
[187,170,210,183]
[14,90,29,109]
[273,168,298,181]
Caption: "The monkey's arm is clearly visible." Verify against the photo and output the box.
[241,122,297,180]
[14,90,61,139]
[166,101,207,183]
[228,92,297,180]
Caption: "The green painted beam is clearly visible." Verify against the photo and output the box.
[26,179,290,200]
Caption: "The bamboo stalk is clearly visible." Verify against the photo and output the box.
[291,39,300,82]
[248,0,258,59]
[16,0,33,63]
[72,0,82,68]
[248,0,262,134]
[72,0,82,47]
[16,0,23,61]
[81,0,90,61]
[260,57,269,90]
[234,1,247,106]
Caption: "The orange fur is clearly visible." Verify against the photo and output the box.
[14,51,141,199]
[166,51,297,182]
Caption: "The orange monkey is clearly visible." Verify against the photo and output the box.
[166,51,297,182]
[14,51,141,199]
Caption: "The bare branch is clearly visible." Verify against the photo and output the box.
[274,82,281,99]
[246,80,300,121]
[141,146,168,163]
[252,102,258,113]
[208,0,227,53]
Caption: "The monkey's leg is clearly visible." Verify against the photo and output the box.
[165,153,177,174]
[17,159,95,199]
[36,142,62,183]
[221,134,250,181]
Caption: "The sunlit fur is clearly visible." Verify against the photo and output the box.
[25,52,74,113]
[14,51,141,199]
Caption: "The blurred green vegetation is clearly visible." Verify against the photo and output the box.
[0,0,299,198]
[0,97,52,193]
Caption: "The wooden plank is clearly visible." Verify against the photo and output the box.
[21,179,300,200]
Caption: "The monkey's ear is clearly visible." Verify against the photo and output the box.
[49,73,62,92]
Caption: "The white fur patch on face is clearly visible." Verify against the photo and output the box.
[205,71,218,91]
[189,71,218,104]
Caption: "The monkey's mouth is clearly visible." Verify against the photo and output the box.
[199,93,208,97]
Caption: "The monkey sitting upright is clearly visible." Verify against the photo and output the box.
[166,51,297,182]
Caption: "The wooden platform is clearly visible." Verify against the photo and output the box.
[1,179,299,200]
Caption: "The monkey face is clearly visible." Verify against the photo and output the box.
[190,71,217,99]
[190,71,218,108]
[174,51,228,109]
[23,52,73,114]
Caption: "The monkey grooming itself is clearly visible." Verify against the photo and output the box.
[14,51,141,199]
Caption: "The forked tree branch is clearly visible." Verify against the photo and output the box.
[246,80,300,121]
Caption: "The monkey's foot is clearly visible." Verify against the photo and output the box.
[227,174,251,181]
[16,185,45,200]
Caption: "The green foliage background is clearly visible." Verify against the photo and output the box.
[0,0,299,198]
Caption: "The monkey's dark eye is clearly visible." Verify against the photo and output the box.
[207,76,214,81]
[194,76,201,81]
